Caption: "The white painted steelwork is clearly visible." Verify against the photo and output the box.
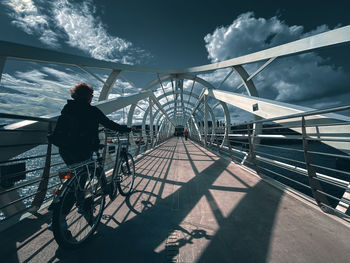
[1,25,350,228]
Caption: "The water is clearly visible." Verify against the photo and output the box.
[2,139,349,220]
[224,140,350,209]
[0,142,145,220]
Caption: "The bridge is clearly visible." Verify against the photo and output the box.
[0,26,350,262]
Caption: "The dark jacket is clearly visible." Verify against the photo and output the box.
[51,100,130,152]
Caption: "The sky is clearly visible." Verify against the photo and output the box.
[0,0,350,125]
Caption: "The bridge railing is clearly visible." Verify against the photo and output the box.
[192,105,350,218]
[0,113,169,231]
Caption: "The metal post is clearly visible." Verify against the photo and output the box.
[247,124,260,173]
[226,124,236,162]
[135,133,142,156]
[30,123,53,211]
[191,115,201,142]
[301,117,330,212]
[149,97,154,147]
[204,95,208,147]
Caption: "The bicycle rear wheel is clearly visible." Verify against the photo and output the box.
[117,153,135,196]
[52,171,105,249]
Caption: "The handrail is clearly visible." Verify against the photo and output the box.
[192,103,350,218]
[0,113,57,123]
[233,104,350,127]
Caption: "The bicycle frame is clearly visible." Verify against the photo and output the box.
[52,153,104,206]
[110,132,130,180]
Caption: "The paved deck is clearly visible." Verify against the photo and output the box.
[0,137,350,263]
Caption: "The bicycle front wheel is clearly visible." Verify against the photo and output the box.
[117,153,135,196]
[52,172,105,249]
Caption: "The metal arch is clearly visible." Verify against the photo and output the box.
[190,114,202,140]
[232,65,258,97]
[157,73,170,104]
[234,57,276,92]
[195,95,229,147]
[154,89,201,106]
[156,100,205,119]
[149,103,201,132]
[143,74,216,91]
[141,89,204,129]
[151,88,204,126]
[155,100,216,139]
[149,98,214,130]
[149,97,154,145]
[1,26,349,75]
[232,65,262,146]
[98,69,122,101]
[154,105,205,140]
[127,104,137,148]
[219,101,231,148]
[155,106,204,133]
[162,106,200,122]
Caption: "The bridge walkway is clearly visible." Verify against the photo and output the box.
[0,137,349,263]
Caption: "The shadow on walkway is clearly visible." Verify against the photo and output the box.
[1,138,283,263]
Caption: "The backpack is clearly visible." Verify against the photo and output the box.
[48,113,81,148]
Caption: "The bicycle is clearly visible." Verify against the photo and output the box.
[51,131,136,249]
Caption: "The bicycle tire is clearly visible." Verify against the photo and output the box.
[117,153,135,196]
[52,172,105,249]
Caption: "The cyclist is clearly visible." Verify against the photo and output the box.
[49,82,131,222]
[50,82,131,165]
[184,129,189,141]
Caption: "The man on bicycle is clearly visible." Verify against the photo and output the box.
[49,83,131,219]
[51,82,131,165]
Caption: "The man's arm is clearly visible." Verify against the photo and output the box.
[95,107,131,132]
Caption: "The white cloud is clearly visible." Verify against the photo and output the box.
[203,12,350,107]
[4,0,60,47]
[0,65,107,117]
[52,0,149,64]
[0,63,148,123]
[2,0,151,64]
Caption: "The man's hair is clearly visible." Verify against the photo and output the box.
[71,82,93,102]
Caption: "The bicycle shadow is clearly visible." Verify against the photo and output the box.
[124,190,159,214]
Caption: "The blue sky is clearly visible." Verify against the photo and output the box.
[0,0,349,124]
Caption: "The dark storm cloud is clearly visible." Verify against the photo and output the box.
[202,12,350,106]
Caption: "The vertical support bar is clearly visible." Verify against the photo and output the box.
[155,117,164,144]
[204,95,208,147]
[247,124,260,173]
[149,97,154,147]
[301,117,330,212]
[226,128,236,162]
[208,110,216,146]
[215,133,221,153]
[135,133,142,156]
[127,104,137,150]
[30,123,52,211]
[191,115,201,141]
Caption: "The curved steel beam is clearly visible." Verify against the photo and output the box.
[98,69,122,101]
[1,26,349,74]
[232,65,258,97]
[143,74,215,91]
[154,101,215,135]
